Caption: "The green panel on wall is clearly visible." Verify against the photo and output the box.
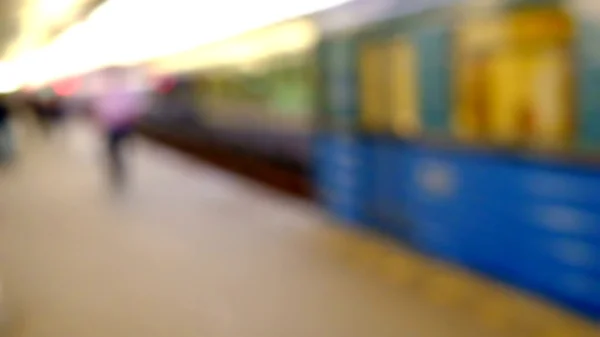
[414,24,451,135]
[317,35,359,133]
[576,20,600,151]
[502,0,563,11]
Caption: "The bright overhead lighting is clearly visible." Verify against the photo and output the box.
[17,0,353,84]
[39,0,80,19]
[153,19,319,74]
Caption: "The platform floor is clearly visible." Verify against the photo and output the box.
[0,119,512,337]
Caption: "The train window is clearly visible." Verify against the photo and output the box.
[531,46,572,149]
[454,8,574,149]
[287,55,315,131]
[245,73,266,105]
[326,37,354,131]
[389,38,420,137]
[454,47,493,142]
[192,76,206,113]
[268,54,313,131]
[359,43,390,133]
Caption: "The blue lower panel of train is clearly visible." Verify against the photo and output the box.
[314,133,600,319]
[313,134,375,227]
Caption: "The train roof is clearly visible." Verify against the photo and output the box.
[150,0,465,75]
[150,17,318,76]
[312,0,463,36]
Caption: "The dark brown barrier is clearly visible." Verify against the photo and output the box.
[136,123,313,200]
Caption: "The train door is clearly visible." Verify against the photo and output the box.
[389,38,420,137]
[358,34,420,238]
[359,38,420,136]
[359,42,390,133]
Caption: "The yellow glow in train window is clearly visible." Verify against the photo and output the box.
[360,44,389,132]
[390,39,420,137]
[530,47,573,149]
[454,8,574,148]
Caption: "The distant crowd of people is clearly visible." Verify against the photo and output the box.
[0,66,149,192]
[28,95,65,136]
[0,95,12,163]
[0,93,66,166]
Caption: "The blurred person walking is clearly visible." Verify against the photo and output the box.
[45,96,65,126]
[30,96,52,136]
[92,67,146,190]
[31,94,66,137]
[0,96,14,164]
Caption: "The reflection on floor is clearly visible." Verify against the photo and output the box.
[0,120,509,337]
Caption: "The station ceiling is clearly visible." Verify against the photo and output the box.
[0,0,105,60]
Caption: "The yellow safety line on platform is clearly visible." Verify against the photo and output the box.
[320,222,599,337]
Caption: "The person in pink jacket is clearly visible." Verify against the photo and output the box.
[92,67,146,189]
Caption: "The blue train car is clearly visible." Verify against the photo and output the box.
[314,0,600,320]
